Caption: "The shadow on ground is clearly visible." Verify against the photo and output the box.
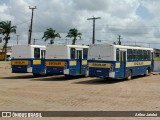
[74,75,146,85]
[31,75,85,81]
[0,74,35,79]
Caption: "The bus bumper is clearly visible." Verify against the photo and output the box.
[12,66,32,73]
[46,67,64,75]
[109,72,115,78]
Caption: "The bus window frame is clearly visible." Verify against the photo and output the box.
[116,48,120,61]
[83,48,88,59]
[70,48,76,59]
[41,50,46,59]
[34,48,40,59]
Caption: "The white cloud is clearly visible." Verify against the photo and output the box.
[0,0,160,48]
[0,3,14,21]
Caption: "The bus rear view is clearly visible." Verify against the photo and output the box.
[88,44,154,79]
[88,44,115,78]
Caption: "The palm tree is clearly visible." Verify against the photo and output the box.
[66,28,82,45]
[0,21,16,60]
[42,28,61,44]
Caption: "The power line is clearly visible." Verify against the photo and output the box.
[33,38,38,45]
[15,20,30,26]
[94,38,160,45]
[95,24,160,28]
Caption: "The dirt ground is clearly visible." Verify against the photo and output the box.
[0,61,160,120]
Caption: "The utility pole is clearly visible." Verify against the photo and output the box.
[33,38,38,45]
[117,35,123,45]
[16,35,19,45]
[28,6,36,45]
[87,16,101,44]
[0,37,2,43]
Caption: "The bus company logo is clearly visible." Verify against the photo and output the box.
[15,61,25,64]
[12,60,28,65]
[49,62,62,66]
[134,62,143,66]
[92,63,106,67]
[47,62,65,66]
[2,112,11,117]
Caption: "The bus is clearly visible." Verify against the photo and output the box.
[45,44,89,77]
[11,45,46,75]
[88,44,154,79]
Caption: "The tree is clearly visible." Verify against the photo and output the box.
[113,42,116,45]
[66,28,82,45]
[0,21,16,60]
[42,28,61,44]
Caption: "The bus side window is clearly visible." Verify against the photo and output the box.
[127,49,132,61]
[83,48,88,59]
[70,48,75,59]
[141,50,144,60]
[138,50,143,60]
[116,49,119,61]
[34,48,40,59]
[143,50,147,60]
[133,50,136,60]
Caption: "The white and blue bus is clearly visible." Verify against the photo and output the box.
[45,44,89,77]
[11,45,46,75]
[88,44,154,79]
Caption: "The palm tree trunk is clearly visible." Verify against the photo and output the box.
[4,43,7,61]
[72,38,76,45]
[50,39,54,44]
[4,36,8,61]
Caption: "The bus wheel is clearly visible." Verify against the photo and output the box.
[127,70,132,80]
[33,73,41,77]
[64,74,71,79]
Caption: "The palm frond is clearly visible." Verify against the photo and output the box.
[42,28,61,43]
[66,28,82,44]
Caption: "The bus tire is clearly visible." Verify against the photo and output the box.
[64,74,71,79]
[33,73,41,77]
[127,70,132,80]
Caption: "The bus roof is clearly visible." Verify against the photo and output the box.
[90,44,154,51]
[12,45,46,49]
[47,44,89,48]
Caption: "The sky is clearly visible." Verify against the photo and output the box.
[0,0,160,48]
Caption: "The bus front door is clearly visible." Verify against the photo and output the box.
[119,51,126,78]
[76,50,82,75]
